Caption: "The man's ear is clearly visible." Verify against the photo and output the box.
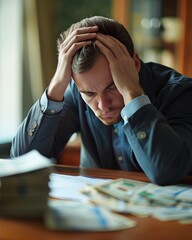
[133,53,141,72]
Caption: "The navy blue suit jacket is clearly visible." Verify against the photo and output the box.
[11,62,192,185]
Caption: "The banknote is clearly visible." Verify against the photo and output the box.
[153,207,192,221]
[94,178,147,202]
[137,183,192,205]
[86,178,192,222]
[45,199,137,231]
[82,185,163,217]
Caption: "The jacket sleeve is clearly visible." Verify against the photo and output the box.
[122,89,192,185]
[10,84,80,159]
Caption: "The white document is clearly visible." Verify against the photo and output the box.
[49,173,110,202]
[0,150,52,177]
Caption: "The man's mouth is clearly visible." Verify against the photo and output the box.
[100,111,116,119]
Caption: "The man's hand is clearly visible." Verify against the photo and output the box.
[47,26,98,101]
[95,33,144,105]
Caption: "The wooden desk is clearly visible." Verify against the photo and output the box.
[1,166,192,240]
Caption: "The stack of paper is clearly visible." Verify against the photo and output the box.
[0,150,53,218]
[49,173,110,201]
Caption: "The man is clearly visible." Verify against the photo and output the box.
[11,16,192,185]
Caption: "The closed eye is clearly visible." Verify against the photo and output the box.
[80,91,95,97]
[83,92,94,97]
[107,83,116,90]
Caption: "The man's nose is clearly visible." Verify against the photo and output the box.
[97,94,111,111]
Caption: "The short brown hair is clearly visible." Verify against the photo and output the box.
[57,16,134,73]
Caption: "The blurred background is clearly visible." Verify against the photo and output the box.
[0,0,191,158]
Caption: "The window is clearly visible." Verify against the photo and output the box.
[0,0,22,144]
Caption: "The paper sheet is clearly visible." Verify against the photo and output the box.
[49,173,110,202]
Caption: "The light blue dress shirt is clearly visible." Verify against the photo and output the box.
[113,95,150,169]
[40,91,150,169]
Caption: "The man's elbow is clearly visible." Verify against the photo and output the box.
[147,170,186,186]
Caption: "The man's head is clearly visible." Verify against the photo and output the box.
[58,16,134,73]
[58,16,137,125]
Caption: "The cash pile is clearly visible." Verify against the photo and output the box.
[45,199,136,231]
[82,178,192,223]
[46,174,137,231]
[0,150,53,218]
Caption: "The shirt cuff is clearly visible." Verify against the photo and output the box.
[40,90,64,115]
[121,95,150,123]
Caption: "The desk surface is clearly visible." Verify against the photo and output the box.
[1,165,192,240]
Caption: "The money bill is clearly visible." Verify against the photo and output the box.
[82,185,163,217]
[153,207,192,221]
[85,178,192,223]
[45,199,137,231]
[94,178,147,202]
[137,184,192,205]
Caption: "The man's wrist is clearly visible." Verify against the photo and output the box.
[121,94,150,122]
[40,90,64,115]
